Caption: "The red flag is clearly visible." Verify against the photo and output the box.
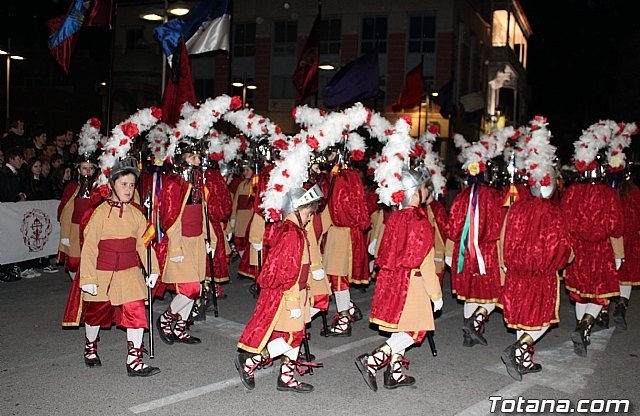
[292,8,321,103]
[161,38,197,127]
[391,62,424,112]
[47,0,113,74]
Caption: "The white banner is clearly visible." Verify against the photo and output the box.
[0,200,60,265]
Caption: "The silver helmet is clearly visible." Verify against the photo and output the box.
[110,155,140,180]
[399,168,431,208]
[282,184,324,218]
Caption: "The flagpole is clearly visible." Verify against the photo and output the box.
[105,0,118,132]
[227,0,234,96]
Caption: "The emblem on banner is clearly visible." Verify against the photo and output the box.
[20,209,53,252]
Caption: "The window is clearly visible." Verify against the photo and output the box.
[320,18,341,54]
[408,15,436,53]
[271,75,296,99]
[233,22,256,57]
[361,17,387,53]
[492,10,528,68]
[274,21,297,56]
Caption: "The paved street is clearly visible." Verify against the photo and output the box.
[1,259,637,416]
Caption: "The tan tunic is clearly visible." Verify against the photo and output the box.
[426,204,446,276]
[377,251,441,332]
[274,244,312,332]
[306,219,331,299]
[80,202,159,305]
[230,179,253,239]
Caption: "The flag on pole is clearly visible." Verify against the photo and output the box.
[47,0,113,74]
[161,38,197,127]
[292,8,321,104]
[322,48,379,108]
[391,62,424,112]
[154,0,231,64]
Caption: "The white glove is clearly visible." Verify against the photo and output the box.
[251,242,263,251]
[290,308,302,319]
[311,269,325,281]
[432,298,443,312]
[615,258,623,271]
[445,256,452,267]
[206,242,215,255]
[367,239,377,255]
[81,284,98,296]
[145,273,159,288]
[226,233,233,242]
[60,238,70,247]
[170,255,184,263]
[229,219,236,229]
[502,266,508,273]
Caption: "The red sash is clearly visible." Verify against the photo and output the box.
[181,204,203,237]
[237,194,251,210]
[299,263,310,291]
[96,238,139,271]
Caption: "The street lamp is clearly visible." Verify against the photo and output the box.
[0,41,25,130]
[232,80,257,108]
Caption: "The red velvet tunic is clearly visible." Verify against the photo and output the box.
[499,198,572,329]
[560,183,623,298]
[618,183,640,285]
[447,184,506,302]
[370,207,438,329]
[325,169,371,284]
[237,220,306,353]
[204,168,232,283]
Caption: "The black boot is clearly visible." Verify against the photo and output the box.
[173,318,201,344]
[383,353,416,389]
[354,344,391,392]
[593,308,609,331]
[84,336,102,367]
[462,307,488,346]
[235,350,268,390]
[322,311,352,337]
[276,356,314,393]
[571,313,595,357]
[611,296,629,330]
[191,296,206,322]
[349,301,363,322]
[156,309,177,345]
[501,341,522,381]
[126,341,160,377]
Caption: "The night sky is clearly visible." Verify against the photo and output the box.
[2,0,639,160]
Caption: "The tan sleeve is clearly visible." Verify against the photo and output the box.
[610,236,625,259]
[445,239,454,258]
[420,250,442,300]
[59,198,73,239]
[79,208,102,285]
[166,213,184,258]
[306,220,323,272]
[248,214,265,244]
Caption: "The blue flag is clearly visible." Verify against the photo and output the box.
[154,0,230,62]
[322,48,379,108]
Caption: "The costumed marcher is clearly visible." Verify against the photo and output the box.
[560,120,625,356]
[79,155,161,376]
[355,168,443,391]
[228,160,255,259]
[446,131,510,347]
[237,141,275,286]
[202,157,233,302]
[58,118,100,280]
[498,116,572,381]
[235,185,324,393]
[321,158,370,336]
[154,141,207,344]
[602,122,638,330]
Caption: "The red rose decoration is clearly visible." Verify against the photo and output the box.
[151,107,162,119]
[282,169,290,178]
[268,208,282,221]
[365,109,372,124]
[239,136,248,152]
[400,115,412,127]
[230,96,242,110]
[275,184,284,192]
[211,152,223,161]
[367,167,375,176]
[540,174,551,186]
[529,163,538,170]
[248,112,255,119]
[275,126,282,134]
[121,122,139,138]
[391,190,405,204]
[99,184,110,199]
[351,149,364,161]
[119,139,128,146]
[427,123,439,134]
[90,117,101,129]
[306,135,319,149]
[293,137,302,145]
[274,139,289,151]
[291,108,298,119]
